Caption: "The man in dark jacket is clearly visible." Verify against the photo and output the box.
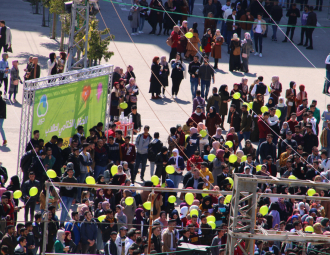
[283,3,300,42]
[265,156,277,177]
[226,9,238,52]
[238,104,252,149]
[269,2,283,41]
[25,222,35,255]
[108,136,120,165]
[228,104,241,133]
[303,125,318,154]
[20,148,39,183]
[25,130,39,153]
[259,134,276,163]
[203,0,217,17]
[281,131,298,152]
[32,213,42,255]
[2,225,16,255]
[52,138,63,177]
[104,232,118,255]
[148,132,163,177]
[198,56,215,100]
[206,87,221,113]
[185,168,203,189]
[22,172,40,222]
[150,226,161,253]
[94,139,109,179]
[178,229,190,245]
[59,164,77,225]
[305,6,317,49]
[80,211,97,254]
[128,105,142,133]
[101,210,118,243]
[0,91,6,146]
[67,147,81,178]
[217,164,232,189]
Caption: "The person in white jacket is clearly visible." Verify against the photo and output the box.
[115,227,128,255]
[124,229,136,255]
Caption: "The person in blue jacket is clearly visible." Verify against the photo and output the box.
[80,211,97,254]
[65,211,81,246]
[167,148,185,188]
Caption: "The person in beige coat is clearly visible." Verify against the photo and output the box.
[185,28,200,60]
[252,14,266,57]
[162,220,177,253]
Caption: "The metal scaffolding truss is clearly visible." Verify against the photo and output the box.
[226,174,330,255]
[17,65,113,178]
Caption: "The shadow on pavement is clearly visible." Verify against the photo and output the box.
[0,146,11,152]
[15,52,49,69]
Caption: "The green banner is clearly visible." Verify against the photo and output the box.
[32,75,109,147]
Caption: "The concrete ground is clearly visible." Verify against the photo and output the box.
[1,0,330,224]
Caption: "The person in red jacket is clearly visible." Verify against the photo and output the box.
[287,112,299,133]
[120,136,136,182]
[256,112,271,163]
[169,26,180,62]
[187,151,203,171]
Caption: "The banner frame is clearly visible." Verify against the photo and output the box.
[17,65,113,179]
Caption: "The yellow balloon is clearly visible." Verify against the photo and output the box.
[275,109,281,118]
[119,102,128,109]
[208,221,216,230]
[202,188,209,197]
[185,193,194,205]
[166,165,175,174]
[161,183,166,188]
[86,176,95,184]
[29,187,38,197]
[288,175,297,180]
[307,188,316,197]
[98,215,106,222]
[259,205,269,216]
[207,215,215,223]
[249,102,253,110]
[261,106,268,113]
[168,195,176,203]
[185,32,193,39]
[268,85,271,93]
[225,141,233,148]
[185,134,189,141]
[143,201,151,210]
[190,209,199,217]
[13,190,22,199]
[200,46,203,52]
[243,102,250,110]
[224,195,232,204]
[241,155,247,162]
[125,197,134,206]
[200,130,207,138]
[111,165,118,176]
[256,165,262,172]
[233,92,241,100]
[225,177,233,188]
[208,154,216,162]
[151,175,160,186]
[47,170,57,179]
[229,154,237,163]
[305,226,314,232]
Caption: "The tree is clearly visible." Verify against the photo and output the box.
[86,19,114,66]
[41,0,65,39]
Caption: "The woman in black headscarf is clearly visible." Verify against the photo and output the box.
[155,146,169,183]
[47,52,57,76]
[200,195,213,214]
[97,175,106,184]
[7,175,20,223]
[205,106,222,137]
[218,85,230,130]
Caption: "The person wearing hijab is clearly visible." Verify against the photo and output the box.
[149,56,162,99]
[120,190,137,226]
[54,229,68,253]
[212,128,224,145]
[242,140,256,160]
[313,222,323,234]
[241,32,253,73]
[266,97,276,108]
[218,85,230,129]
[199,196,213,214]
[115,205,127,230]
[205,106,222,137]
[94,189,105,212]
[270,76,282,104]
[133,208,148,237]
[64,231,77,253]
[170,53,185,99]
[186,128,200,158]
[155,146,169,184]
[7,175,20,207]
[167,148,185,188]
[296,84,308,106]
[9,60,21,103]
[276,97,287,126]
[110,82,120,121]
[162,179,175,213]
[211,29,224,69]
[250,94,264,142]
[286,81,297,117]
[47,52,57,76]
[27,57,40,80]
[229,33,241,72]
[112,165,127,186]
[159,56,169,97]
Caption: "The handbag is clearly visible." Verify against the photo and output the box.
[242,53,248,58]
[13,79,19,85]
[128,13,133,21]
[166,36,174,47]
[7,46,13,53]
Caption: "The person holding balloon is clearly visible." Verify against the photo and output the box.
[167,148,185,188]
[21,171,40,222]
[121,190,136,227]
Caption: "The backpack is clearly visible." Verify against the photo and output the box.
[166,36,174,47]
